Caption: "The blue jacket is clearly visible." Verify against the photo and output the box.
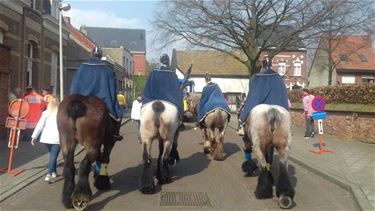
[142,67,184,116]
[70,58,123,120]
[198,82,230,122]
[239,69,288,123]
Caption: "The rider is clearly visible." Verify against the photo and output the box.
[70,46,123,141]
[142,53,184,119]
[237,58,289,173]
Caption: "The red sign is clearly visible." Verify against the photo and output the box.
[5,117,27,130]
[8,99,29,118]
[311,96,326,112]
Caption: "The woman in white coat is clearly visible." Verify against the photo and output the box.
[31,96,60,182]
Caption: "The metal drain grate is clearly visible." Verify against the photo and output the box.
[160,191,212,207]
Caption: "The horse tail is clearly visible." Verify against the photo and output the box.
[152,100,165,127]
[67,99,87,131]
[267,107,281,135]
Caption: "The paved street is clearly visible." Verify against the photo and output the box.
[1,122,356,210]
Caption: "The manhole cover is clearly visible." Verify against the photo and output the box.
[160,191,212,207]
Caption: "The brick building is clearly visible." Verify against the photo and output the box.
[0,0,69,138]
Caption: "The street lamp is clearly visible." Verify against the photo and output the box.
[59,2,70,100]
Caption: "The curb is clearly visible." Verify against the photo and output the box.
[0,146,84,202]
[227,124,372,211]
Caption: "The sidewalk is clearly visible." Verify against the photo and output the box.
[228,120,375,211]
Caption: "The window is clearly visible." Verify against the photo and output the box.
[51,53,58,95]
[340,53,348,61]
[278,62,286,76]
[0,30,3,44]
[362,75,374,84]
[359,54,368,62]
[293,62,301,76]
[26,43,34,86]
[342,75,355,84]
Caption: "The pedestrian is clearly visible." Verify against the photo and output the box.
[41,87,52,109]
[131,95,142,144]
[302,88,315,139]
[117,91,126,109]
[8,87,22,103]
[30,96,60,183]
[23,86,44,142]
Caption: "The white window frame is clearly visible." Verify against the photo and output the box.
[278,62,286,76]
[342,75,355,84]
[27,43,34,86]
[293,62,301,76]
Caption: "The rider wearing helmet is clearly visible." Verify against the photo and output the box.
[142,53,184,121]
[70,46,123,141]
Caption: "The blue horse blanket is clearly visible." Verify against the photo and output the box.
[70,58,122,120]
[142,68,184,116]
[239,69,288,123]
[198,82,231,122]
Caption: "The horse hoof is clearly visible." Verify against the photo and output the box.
[140,185,155,194]
[94,175,111,190]
[278,194,293,209]
[203,147,211,154]
[72,196,90,211]
[241,160,257,175]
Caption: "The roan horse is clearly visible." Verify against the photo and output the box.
[242,104,294,209]
[188,93,230,160]
[57,94,117,210]
[139,100,180,193]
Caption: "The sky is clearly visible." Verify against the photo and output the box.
[64,0,173,62]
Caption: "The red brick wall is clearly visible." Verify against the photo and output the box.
[0,46,10,139]
[133,53,147,76]
[290,109,375,144]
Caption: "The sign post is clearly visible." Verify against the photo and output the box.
[1,99,29,176]
[309,96,334,154]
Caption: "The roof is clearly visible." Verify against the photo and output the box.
[258,25,306,50]
[64,17,95,52]
[173,50,249,77]
[83,26,146,53]
[328,35,375,73]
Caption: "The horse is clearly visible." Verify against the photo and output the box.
[139,100,181,194]
[188,93,230,161]
[242,104,294,209]
[57,94,118,210]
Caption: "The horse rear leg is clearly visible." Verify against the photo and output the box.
[94,140,115,190]
[253,134,273,199]
[212,127,225,161]
[71,146,99,211]
[275,139,294,208]
[140,138,155,194]
[61,138,77,209]
[156,138,172,184]
[203,128,214,154]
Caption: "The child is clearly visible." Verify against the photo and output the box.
[31,96,60,182]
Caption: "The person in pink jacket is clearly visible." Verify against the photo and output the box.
[302,88,315,139]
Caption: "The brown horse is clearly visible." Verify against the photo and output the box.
[242,104,294,209]
[188,93,230,160]
[57,94,118,210]
[139,100,181,194]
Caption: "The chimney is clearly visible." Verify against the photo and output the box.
[80,25,87,35]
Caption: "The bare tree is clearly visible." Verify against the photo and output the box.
[311,0,375,85]
[152,0,338,79]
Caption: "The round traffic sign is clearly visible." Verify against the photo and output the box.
[311,96,326,112]
[8,99,29,118]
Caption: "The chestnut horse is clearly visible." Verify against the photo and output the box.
[57,94,118,210]
[139,100,180,194]
[188,93,230,160]
[243,104,294,209]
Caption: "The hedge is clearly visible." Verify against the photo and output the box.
[288,84,375,105]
